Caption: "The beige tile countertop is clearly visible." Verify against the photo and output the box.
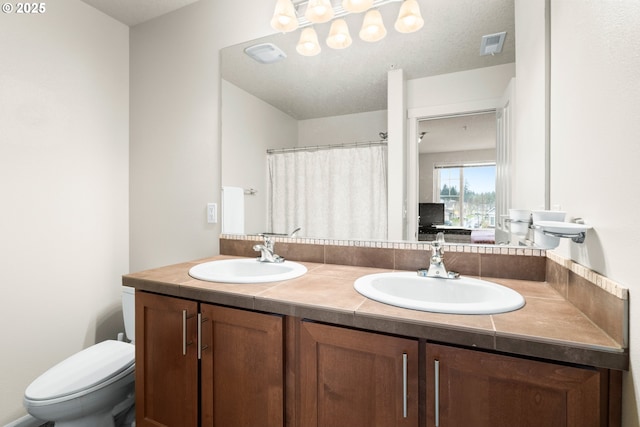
[123,255,628,371]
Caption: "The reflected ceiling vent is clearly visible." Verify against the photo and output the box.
[480,31,506,56]
[244,43,287,64]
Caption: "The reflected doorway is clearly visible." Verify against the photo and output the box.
[417,112,497,243]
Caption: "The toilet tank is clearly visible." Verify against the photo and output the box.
[122,286,135,343]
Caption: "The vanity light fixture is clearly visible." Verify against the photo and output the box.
[270,0,424,55]
[305,0,334,23]
[326,18,353,49]
[296,27,322,56]
[360,9,387,42]
[394,0,424,33]
[271,0,299,32]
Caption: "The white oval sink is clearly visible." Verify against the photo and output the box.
[189,258,307,284]
[354,272,525,314]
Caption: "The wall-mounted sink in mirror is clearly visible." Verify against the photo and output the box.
[220,0,547,245]
[189,258,307,284]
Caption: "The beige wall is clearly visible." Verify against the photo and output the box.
[407,63,516,109]
[550,1,640,425]
[512,0,548,211]
[298,110,388,147]
[0,0,129,422]
[221,80,298,235]
[129,0,274,272]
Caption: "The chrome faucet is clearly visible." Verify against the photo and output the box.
[253,235,284,263]
[420,232,459,279]
[253,227,301,263]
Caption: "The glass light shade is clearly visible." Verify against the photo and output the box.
[359,9,387,42]
[270,0,299,32]
[305,0,335,23]
[342,0,374,13]
[326,19,353,49]
[296,27,322,56]
[394,0,424,33]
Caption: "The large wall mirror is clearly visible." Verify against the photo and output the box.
[220,0,547,245]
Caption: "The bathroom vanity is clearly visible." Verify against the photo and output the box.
[124,241,627,427]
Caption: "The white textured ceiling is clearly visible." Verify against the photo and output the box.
[79,0,201,26]
[418,112,496,154]
[222,0,515,120]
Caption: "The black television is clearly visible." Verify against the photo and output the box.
[419,203,445,227]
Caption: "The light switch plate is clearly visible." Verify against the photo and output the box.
[207,203,217,224]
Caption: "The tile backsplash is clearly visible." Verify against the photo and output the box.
[220,235,546,281]
[546,251,628,347]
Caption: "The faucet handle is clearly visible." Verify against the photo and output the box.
[289,227,301,237]
[431,232,445,248]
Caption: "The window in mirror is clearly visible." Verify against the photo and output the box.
[434,163,496,229]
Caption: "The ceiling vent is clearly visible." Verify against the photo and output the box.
[480,31,506,56]
[244,43,287,64]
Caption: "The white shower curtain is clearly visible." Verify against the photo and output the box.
[267,145,388,240]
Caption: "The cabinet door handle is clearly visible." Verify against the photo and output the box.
[434,359,440,427]
[182,310,187,356]
[182,310,197,356]
[197,314,210,360]
[402,353,408,418]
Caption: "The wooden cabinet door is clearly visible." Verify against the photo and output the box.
[200,304,284,427]
[299,321,419,427]
[135,291,199,427]
[427,343,604,427]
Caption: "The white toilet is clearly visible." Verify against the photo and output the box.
[23,286,136,427]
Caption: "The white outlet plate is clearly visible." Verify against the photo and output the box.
[207,203,217,224]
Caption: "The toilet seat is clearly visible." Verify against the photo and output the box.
[25,340,134,405]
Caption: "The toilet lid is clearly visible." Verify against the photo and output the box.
[25,340,134,401]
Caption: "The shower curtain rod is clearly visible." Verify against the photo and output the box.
[266,140,387,154]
